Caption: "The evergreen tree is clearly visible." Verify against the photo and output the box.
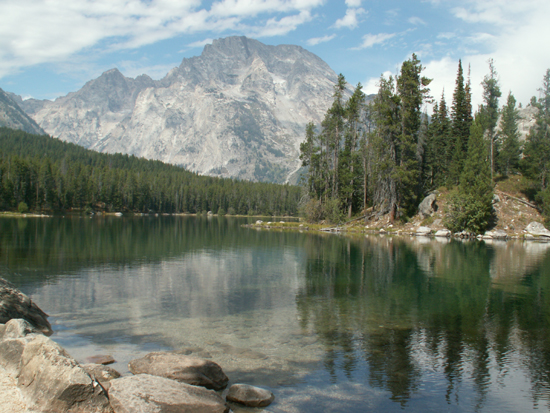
[371,75,401,221]
[449,60,473,185]
[497,92,520,176]
[446,114,494,233]
[395,53,432,217]
[521,69,550,216]
[425,92,452,188]
[481,59,502,181]
[341,82,366,217]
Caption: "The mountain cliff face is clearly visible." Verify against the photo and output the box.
[0,88,45,135]
[22,36,338,182]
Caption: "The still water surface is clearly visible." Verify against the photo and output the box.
[2,216,550,412]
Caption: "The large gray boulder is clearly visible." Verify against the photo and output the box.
[108,374,229,413]
[0,319,40,376]
[525,222,550,237]
[226,383,275,408]
[128,352,229,391]
[0,277,52,335]
[17,334,112,412]
[418,193,437,218]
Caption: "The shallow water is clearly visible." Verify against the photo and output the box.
[2,216,550,412]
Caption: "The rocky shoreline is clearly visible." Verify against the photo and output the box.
[0,278,275,412]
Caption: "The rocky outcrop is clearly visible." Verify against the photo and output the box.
[418,194,437,218]
[0,277,52,335]
[128,351,229,391]
[108,374,229,413]
[19,36,344,183]
[226,383,275,407]
[525,222,550,237]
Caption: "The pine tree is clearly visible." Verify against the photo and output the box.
[497,92,520,176]
[395,53,432,217]
[521,69,550,216]
[446,114,494,233]
[425,92,452,188]
[481,59,502,181]
[449,60,473,185]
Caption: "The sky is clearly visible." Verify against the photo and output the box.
[1,0,549,111]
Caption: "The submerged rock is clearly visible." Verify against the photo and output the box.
[128,351,229,391]
[109,374,229,413]
[226,384,275,408]
[0,277,52,335]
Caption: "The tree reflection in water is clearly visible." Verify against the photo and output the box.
[296,234,550,409]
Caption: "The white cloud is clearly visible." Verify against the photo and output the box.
[187,38,215,48]
[408,16,426,25]
[0,0,325,78]
[354,32,396,49]
[333,7,366,29]
[345,0,361,7]
[249,10,313,37]
[424,0,550,109]
[306,34,336,46]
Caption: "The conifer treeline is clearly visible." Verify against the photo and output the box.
[300,55,550,232]
[0,127,301,215]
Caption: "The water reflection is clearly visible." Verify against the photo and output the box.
[2,217,550,411]
[296,234,550,410]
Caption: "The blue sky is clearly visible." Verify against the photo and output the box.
[1,0,549,110]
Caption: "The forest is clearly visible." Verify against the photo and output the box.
[0,127,301,216]
[300,56,550,233]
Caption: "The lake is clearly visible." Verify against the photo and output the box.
[2,215,550,412]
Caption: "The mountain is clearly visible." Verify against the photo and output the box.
[19,36,339,183]
[0,88,45,135]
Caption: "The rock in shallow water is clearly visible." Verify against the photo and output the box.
[128,351,229,391]
[226,383,275,407]
[0,277,52,335]
[108,374,229,413]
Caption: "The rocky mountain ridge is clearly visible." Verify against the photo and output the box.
[17,36,340,183]
[0,88,45,135]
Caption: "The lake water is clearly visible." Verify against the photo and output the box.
[2,215,550,412]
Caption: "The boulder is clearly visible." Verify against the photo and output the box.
[416,226,432,236]
[525,222,550,237]
[82,364,121,391]
[128,352,229,391]
[418,193,437,217]
[226,384,275,408]
[434,229,451,237]
[0,319,40,376]
[0,277,52,335]
[108,374,229,413]
[484,229,508,239]
[2,318,39,339]
[18,334,112,413]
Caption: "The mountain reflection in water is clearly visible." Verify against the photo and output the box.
[1,216,550,412]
